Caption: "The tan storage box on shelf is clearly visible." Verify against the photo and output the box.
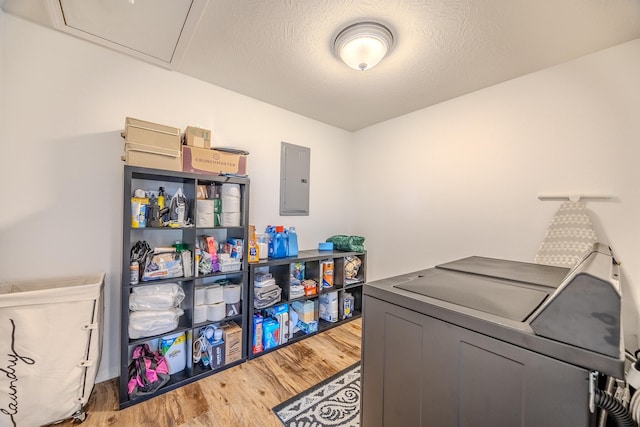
[182,146,247,175]
[183,126,211,149]
[124,117,181,151]
[123,143,182,172]
[122,117,182,171]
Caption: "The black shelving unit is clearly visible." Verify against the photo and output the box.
[247,249,366,359]
[120,165,250,409]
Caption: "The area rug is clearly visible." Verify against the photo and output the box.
[273,362,361,427]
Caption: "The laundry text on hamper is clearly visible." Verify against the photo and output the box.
[1,319,35,427]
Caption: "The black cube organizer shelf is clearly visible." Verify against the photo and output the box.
[248,249,366,360]
[120,165,250,409]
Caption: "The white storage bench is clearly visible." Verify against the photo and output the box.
[0,273,104,426]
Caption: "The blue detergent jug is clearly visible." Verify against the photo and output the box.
[265,226,276,258]
[287,227,298,257]
[273,226,288,258]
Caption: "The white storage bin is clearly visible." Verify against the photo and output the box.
[0,273,105,426]
[219,261,242,272]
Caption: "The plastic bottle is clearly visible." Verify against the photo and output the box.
[248,225,259,263]
[158,187,167,222]
[266,226,276,258]
[342,292,355,318]
[257,234,268,259]
[287,227,298,257]
[129,261,139,285]
[274,226,288,258]
[158,187,166,210]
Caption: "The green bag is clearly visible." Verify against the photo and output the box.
[326,235,365,252]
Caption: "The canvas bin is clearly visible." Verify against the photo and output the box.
[0,273,105,426]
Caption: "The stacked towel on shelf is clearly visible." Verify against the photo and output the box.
[254,272,276,288]
[534,201,598,268]
[254,283,282,309]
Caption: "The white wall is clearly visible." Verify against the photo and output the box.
[0,15,354,382]
[353,38,640,348]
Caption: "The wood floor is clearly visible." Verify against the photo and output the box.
[57,318,362,427]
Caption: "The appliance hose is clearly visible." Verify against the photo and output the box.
[595,389,636,427]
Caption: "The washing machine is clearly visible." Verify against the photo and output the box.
[361,243,623,427]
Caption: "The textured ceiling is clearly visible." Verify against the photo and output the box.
[3,0,640,131]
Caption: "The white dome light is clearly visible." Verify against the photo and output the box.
[334,22,394,71]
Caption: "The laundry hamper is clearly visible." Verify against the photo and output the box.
[0,273,104,426]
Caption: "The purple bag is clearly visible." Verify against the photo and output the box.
[127,343,170,398]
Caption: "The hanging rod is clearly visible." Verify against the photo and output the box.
[537,194,613,202]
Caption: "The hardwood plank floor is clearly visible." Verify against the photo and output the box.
[56,319,362,427]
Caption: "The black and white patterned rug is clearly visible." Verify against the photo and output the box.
[273,362,361,427]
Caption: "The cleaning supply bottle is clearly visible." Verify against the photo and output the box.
[287,226,298,257]
[158,187,166,222]
[266,225,276,258]
[274,226,288,258]
[257,233,268,259]
[248,225,259,263]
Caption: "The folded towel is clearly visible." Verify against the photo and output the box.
[289,284,305,299]
[254,284,282,309]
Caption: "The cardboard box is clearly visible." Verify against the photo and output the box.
[183,126,211,149]
[124,117,181,151]
[123,142,182,172]
[196,185,209,199]
[182,146,247,175]
[220,322,242,364]
[291,300,315,323]
[252,314,263,354]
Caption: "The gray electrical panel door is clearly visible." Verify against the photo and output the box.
[280,142,310,216]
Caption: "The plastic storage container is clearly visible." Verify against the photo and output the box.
[0,273,105,425]
[257,233,269,260]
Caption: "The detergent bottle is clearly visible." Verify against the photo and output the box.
[248,225,259,263]
[158,187,167,222]
[273,226,288,258]
[266,225,276,258]
[286,227,298,257]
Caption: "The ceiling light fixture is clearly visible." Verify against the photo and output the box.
[334,22,394,71]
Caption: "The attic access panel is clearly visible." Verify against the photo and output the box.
[280,142,310,216]
[46,0,208,67]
